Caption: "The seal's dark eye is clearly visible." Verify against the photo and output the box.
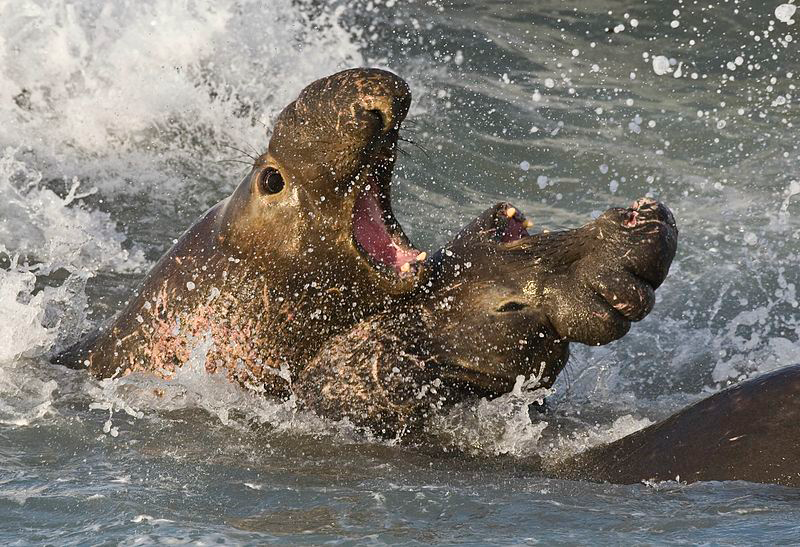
[260,168,285,195]
[497,301,528,312]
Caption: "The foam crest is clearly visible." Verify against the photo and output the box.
[82,329,342,438]
[0,269,61,425]
[0,148,146,273]
[431,376,552,457]
[0,0,364,177]
[544,414,655,463]
[0,147,148,424]
[0,269,52,364]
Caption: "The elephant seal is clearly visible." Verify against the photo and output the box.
[554,364,800,487]
[54,68,427,397]
[294,198,678,436]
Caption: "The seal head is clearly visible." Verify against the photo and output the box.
[295,199,678,435]
[219,68,424,292]
[422,197,679,396]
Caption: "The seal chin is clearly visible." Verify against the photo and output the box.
[352,182,425,279]
[438,366,525,397]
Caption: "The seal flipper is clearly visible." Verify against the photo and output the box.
[50,329,101,370]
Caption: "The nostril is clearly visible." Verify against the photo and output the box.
[358,81,409,133]
[363,108,388,131]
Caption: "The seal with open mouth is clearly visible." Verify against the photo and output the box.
[53,68,428,396]
[295,198,678,436]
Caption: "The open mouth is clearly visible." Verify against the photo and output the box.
[497,204,533,243]
[352,183,426,277]
[621,198,678,233]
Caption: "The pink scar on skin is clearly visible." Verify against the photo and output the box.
[126,281,288,394]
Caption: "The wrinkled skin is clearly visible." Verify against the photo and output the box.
[53,68,426,396]
[554,364,800,487]
[295,198,678,437]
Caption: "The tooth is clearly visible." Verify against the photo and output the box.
[416,252,427,262]
[542,229,550,233]
[400,262,411,273]
[523,219,534,229]
[506,207,517,218]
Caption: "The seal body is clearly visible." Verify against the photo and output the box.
[54,68,428,396]
[554,364,800,487]
[295,199,678,436]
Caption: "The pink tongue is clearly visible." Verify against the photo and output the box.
[353,189,419,271]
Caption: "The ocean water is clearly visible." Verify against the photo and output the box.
[1,0,799,544]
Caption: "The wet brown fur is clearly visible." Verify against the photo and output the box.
[54,68,421,396]
[296,201,678,436]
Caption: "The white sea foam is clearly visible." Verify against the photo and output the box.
[546,414,655,462]
[0,148,150,424]
[0,0,364,194]
[82,328,341,438]
[0,148,146,273]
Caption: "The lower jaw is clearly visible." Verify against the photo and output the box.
[351,191,426,280]
[369,264,423,294]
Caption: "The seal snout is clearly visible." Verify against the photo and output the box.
[357,90,411,135]
[353,68,412,133]
[337,68,412,136]
[599,198,678,289]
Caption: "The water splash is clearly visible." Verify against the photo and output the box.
[431,375,552,457]
[0,148,146,273]
[0,0,365,194]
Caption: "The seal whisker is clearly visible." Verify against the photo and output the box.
[252,117,271,137]
[215,158,257,166]
[398,136,432,160]
[221,143,257,162]
[244,141,263,159]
